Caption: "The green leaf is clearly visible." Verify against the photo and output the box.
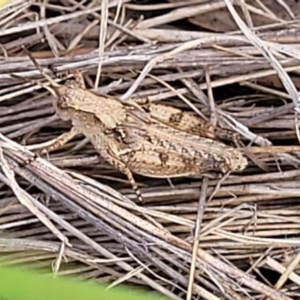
[0,263,168,300]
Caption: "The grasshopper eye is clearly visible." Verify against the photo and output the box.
[64,80,77,89]
[57,96,68,109]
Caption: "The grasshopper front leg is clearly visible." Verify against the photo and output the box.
[68,69,86,89]
[26,127,81,164]
[50,66,86,89]
[39,126,81,156]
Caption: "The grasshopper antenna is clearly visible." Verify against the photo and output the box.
[10,73,57,98]
[21,45,60,88]
[12,46,61,97]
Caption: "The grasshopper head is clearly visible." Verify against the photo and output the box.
[50,81,82,121]
[53,81,78,107]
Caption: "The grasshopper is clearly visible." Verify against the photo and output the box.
[15,46,247,201]
[112,115,247,176]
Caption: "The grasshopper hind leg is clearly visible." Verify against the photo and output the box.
[214,127,243,147]
[123,167,143,202]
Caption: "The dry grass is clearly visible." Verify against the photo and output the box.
[1,0,300,299]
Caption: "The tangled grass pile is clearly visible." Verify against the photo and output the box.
[0,1,300,299]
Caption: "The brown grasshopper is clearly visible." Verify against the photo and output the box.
[113,119,247,177]
[15,46,247,201]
